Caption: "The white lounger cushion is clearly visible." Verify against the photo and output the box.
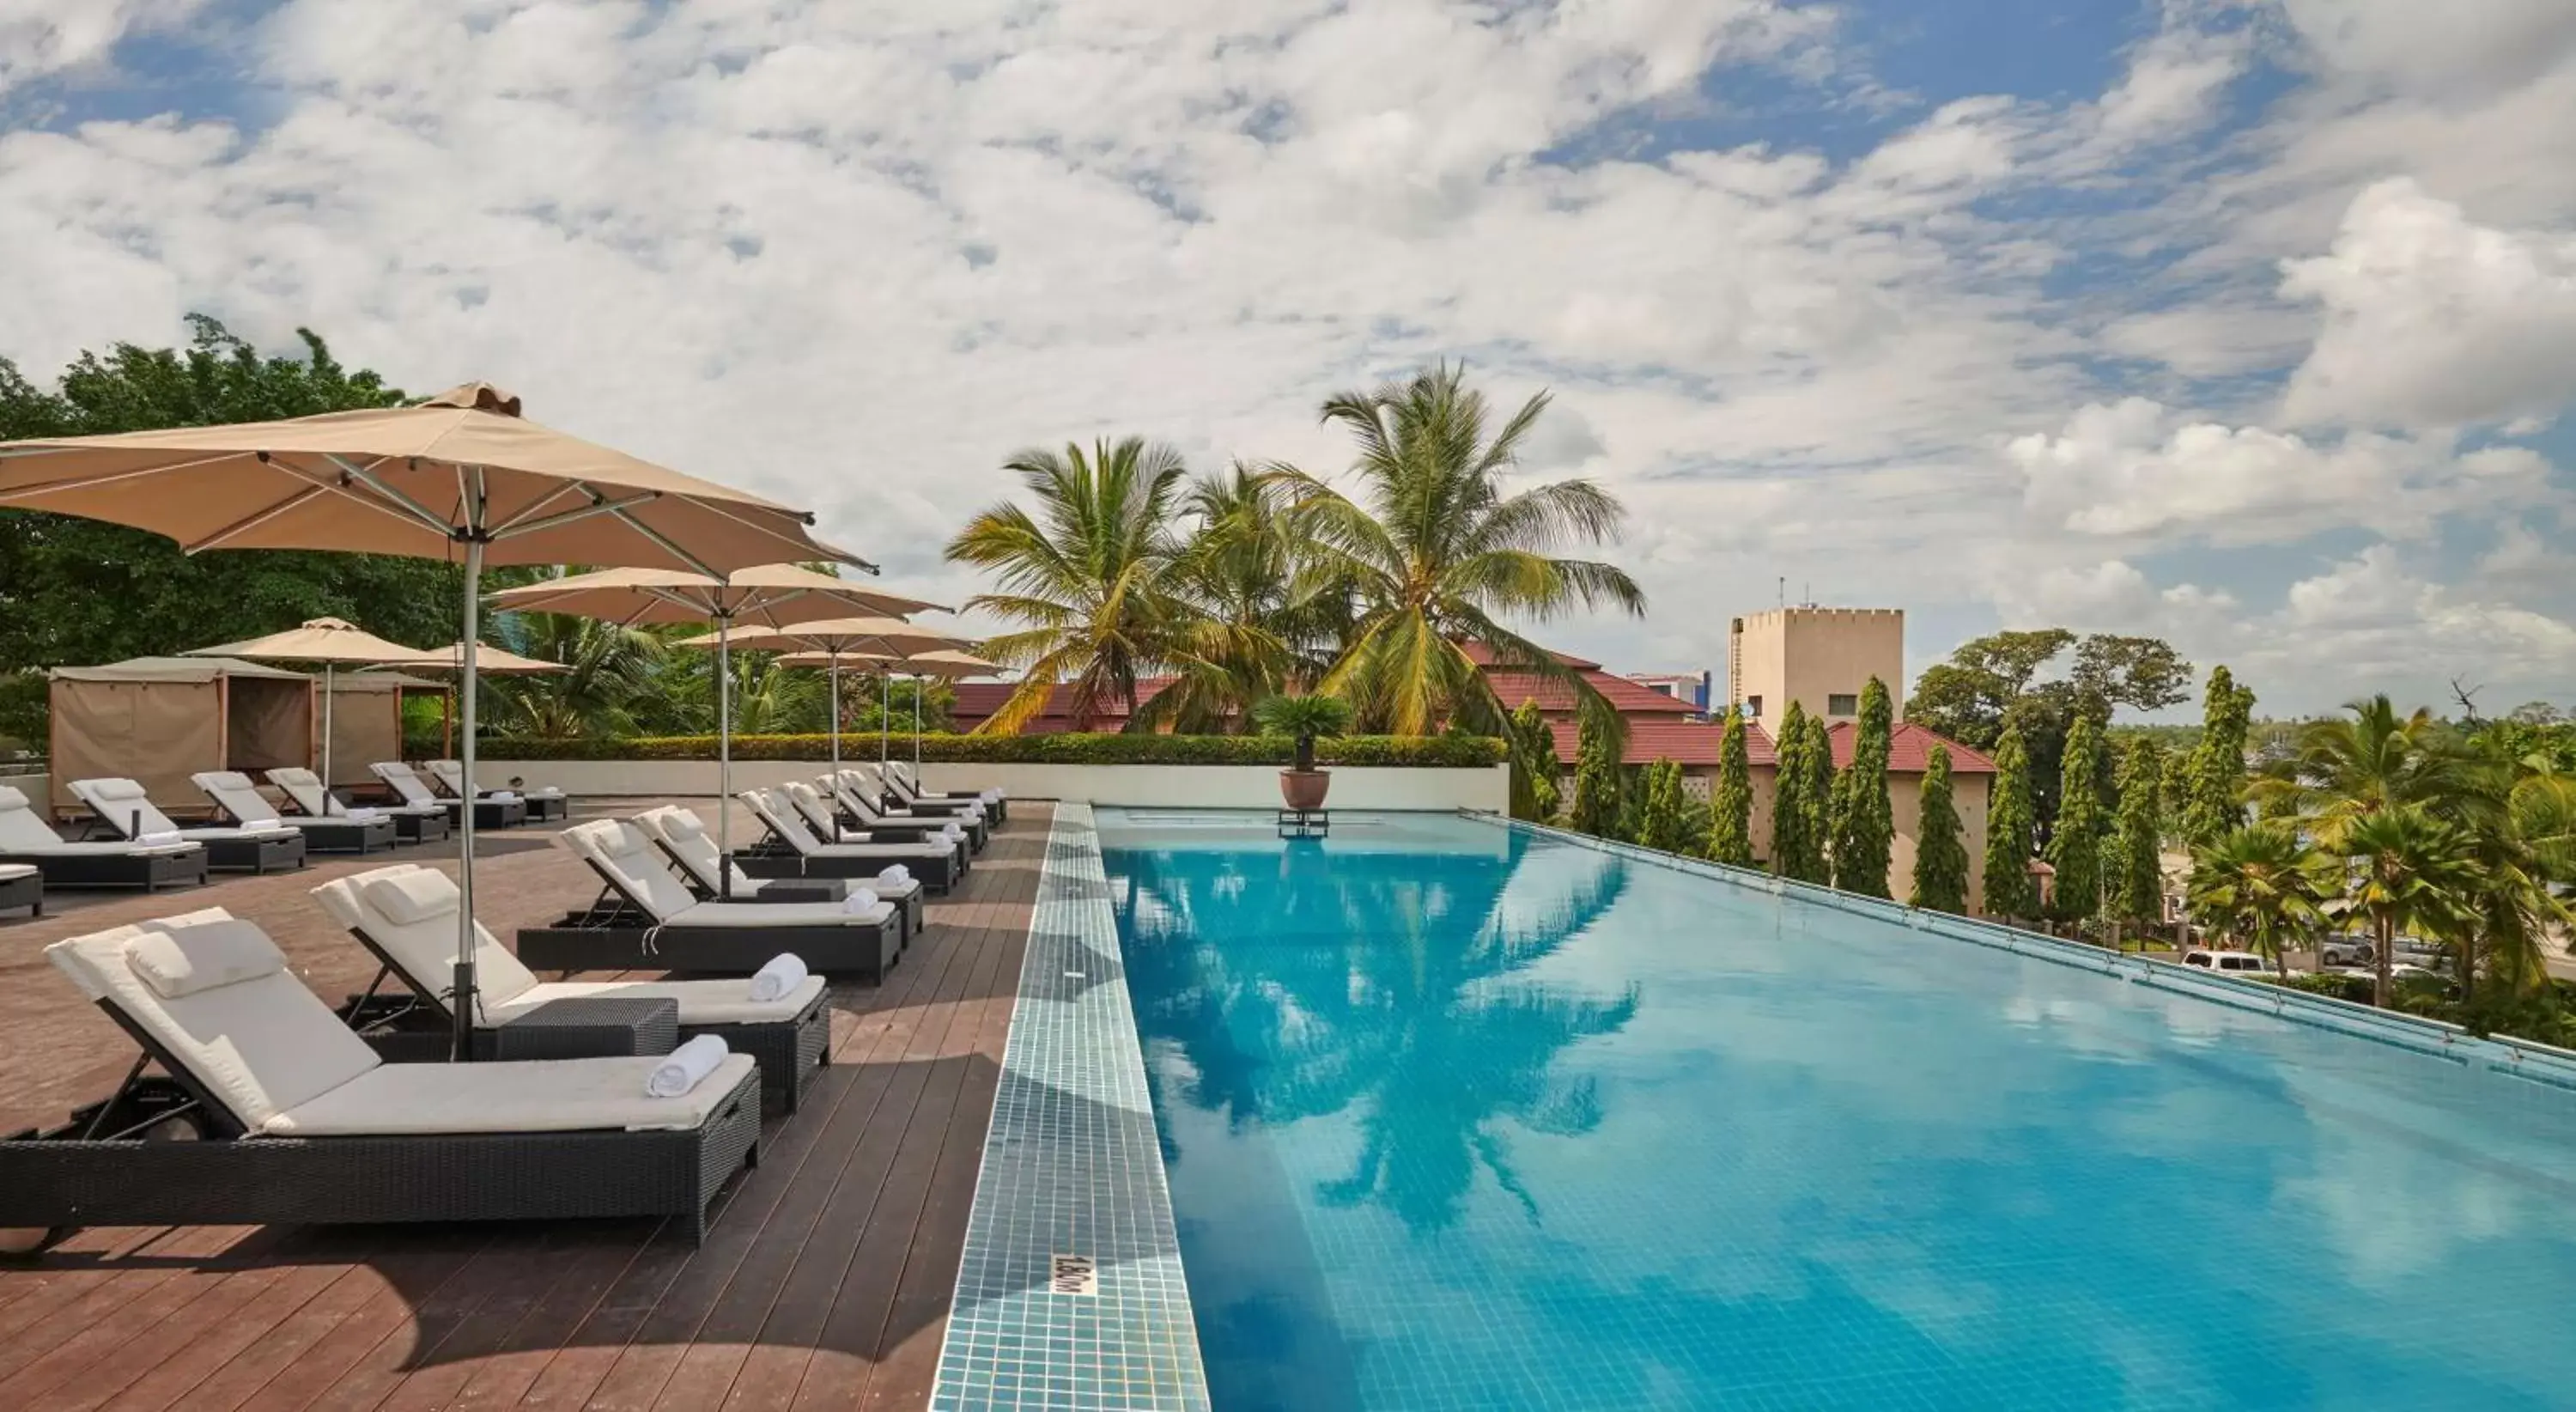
[561,821,895,928]
[0,863,34,881]
[759,787,945,861]
[313,864,827,1024]
[50,910,751,1135]
[1,784,200,855]
[49,910,385,1131]
[665,899,893,928]
[72,776,299,842]
[427,761,563,799]
[269,768,444,819]
[370,763,444,806]
[268,1053,756,1135]
[125,917,285,998]
[634,806,921,904]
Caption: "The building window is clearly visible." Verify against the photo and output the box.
[1745,695,1762,719]
[1827,692,1857,716]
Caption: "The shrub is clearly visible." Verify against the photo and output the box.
[474,731,1504,768]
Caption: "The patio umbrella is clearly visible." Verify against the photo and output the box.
[882,648,1001,778]
[185,617,431,797]
[392,642,574,757]
[0,382,855,1061]
[710,618,970,770]
[490,569,947,893]
[715,637,896,781]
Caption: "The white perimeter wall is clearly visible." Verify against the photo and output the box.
[479,758,1511,813]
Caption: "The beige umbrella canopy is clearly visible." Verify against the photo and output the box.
[489,568,949,889]
[380,642,574,758]
[713,619,974,770]
[0,382,857,1061]
[185,617,438,794]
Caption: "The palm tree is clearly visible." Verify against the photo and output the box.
[2268,695,2453,846]
[485,612,667,741]
[1132,466,1319,733]
[1278,364,1645,736]
[2342,806,2479,1008]
[945,437,1200,733]
[2443,739,2576,1001]
[2186,824,2337,983]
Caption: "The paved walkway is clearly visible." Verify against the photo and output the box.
[0,800,1049,1412]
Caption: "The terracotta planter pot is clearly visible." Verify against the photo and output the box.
[1279,769,1330,811]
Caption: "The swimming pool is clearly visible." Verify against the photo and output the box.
[1098,808,2576,1411]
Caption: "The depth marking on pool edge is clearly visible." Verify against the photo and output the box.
[1049,1253,1098,1296]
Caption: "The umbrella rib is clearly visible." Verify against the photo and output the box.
[692,496,877,572]
[0,452,246,503]
[605,504,721,578]
[489,489,662,542]
[327,456,468,537]
[485,481,585,537]
[183,484,333,553]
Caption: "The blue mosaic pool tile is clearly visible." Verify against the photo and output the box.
[931,803,1212,1412]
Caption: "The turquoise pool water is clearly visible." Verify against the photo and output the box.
[1097,808,2576,1411]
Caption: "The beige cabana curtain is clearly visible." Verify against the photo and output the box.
[46,657,314,819]
[328,675,426,788]
[223,676,313,776]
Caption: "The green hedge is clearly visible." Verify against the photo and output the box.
[477,732,1506,768]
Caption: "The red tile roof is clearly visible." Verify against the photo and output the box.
[1826,721,1997,774]
[949,678,1172,731]
[1537,717,1782,768]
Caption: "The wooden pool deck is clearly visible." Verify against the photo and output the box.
[0,800,1048,1412]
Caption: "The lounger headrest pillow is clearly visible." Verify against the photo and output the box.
[201,771,257,792]
[658,811,708,843]
[360,868,461,925]
[270,767,315,783]
[88,777,149,801]
[124,916,286,999]
[0,785,27,812]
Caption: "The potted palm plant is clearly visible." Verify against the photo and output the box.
[1253,693,1353,811]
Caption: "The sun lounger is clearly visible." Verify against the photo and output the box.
[847,762,988,828]
[269,766,451,843]
[193,771,397,855]
[878,758,1007,822]
[426,759,568,822]
[374,761,525,828]
[0,910,760,1254]
[633,805,929,938]
[819,773,989,850]
[0,785,207,892]
[0,864,39,920]
[748,785,969,885]
[313,865,830,1113]
[526,821,899,983]
[67,776,306,874]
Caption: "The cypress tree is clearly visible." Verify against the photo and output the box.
[1508,698,1561,822]
[2047,713,2107,924]
[1707,707,1755,867]
[1983,721,2037,919]
[1635,759,1687,853]
[1830,678,1895,897]
[1911,743,1968,914]
[1794,710,1838,885]
[1570,709,1625,838]
[1768,702,1821,881]
[2113,737,2166,927]
[2181,665,2255,849]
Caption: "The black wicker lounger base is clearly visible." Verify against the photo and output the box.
[296,818,401,854]
[509,794,568,822]
[199,833,309,873]
[389,811,451,843]
[517,917,898,986]
[0,869,39,918]
[735,847,956,898]
[349,993,829,1116]
[0,1069,761,1251]
[444,797,527,829]
[1,849,207,892]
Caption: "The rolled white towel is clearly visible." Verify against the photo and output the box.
[876,863,911,886]
[135,830,183,845]
[981,788,1002,801]
[488,790,520,802]
[939,822,963,841]
[748,952,809,1002]
[647,1034,730,1099]
[843,887,880,916]
[344,807,385,823]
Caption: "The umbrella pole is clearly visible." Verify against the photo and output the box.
[717,612,733,898]
[879,671,889,766]
[829,650,841,781]
[320,663,334,798]
[453,539,483,1062]
[913,674,921,778]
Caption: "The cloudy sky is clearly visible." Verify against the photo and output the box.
[4,1,2573,718]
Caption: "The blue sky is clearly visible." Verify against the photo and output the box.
[3,0,2574,718]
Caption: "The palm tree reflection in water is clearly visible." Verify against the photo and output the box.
[1114,829,1639,1232]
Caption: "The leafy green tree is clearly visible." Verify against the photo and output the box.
[1906,628,2192,836]
[1140,465,1330,733]
[0,317,490,675]
[2187,824,2337,982]
[1635,759,1689,853]
[2111,737,2166,933]
[1505,699,1562,822]
[2261,695,2453,843]
[2046,714,2107,925]
[1911,744,1969,914]
[1983,722,2038,918]
[1768,701,1822,881]
[1830,678,1895,897]
[2181,665,2255,848]
[1707,707,1755,867]
[1281,363,1644,736]
[947,437,1203,733]
[2344,806,2479,1008]
[1570,709,1625,838]
[842,675,957,734]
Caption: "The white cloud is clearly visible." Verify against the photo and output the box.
[2277,0,2576,100]
[2279,179,2576,430]
[2006,397,2547,546]
[0,1,208,96]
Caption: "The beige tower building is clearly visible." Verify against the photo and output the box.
[1726,607,1905,727]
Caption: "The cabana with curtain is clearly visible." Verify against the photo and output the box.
[328,673,445,791]
[47,657,313,820]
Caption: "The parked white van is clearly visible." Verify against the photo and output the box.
[2181,949,2273,976]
